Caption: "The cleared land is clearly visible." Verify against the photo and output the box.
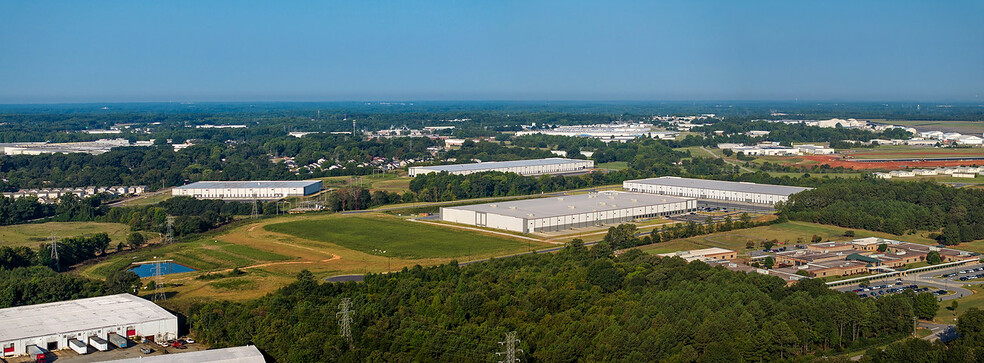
[0,222,142,249]
[265,214,542,259]
[321,172,411,193]
[77,212,551,310]
[638,221,939,256]
[844,145,984,160]
[596,161,629,170]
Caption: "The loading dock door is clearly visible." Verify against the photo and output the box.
[476,212,487,226]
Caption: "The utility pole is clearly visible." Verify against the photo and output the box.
[49,234,60,272]
[495,331,522,363]
[165,216,175,244]
[152,257,167,302]
[336,298,353,343]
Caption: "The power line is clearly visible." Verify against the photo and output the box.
[251,195,259,219]
[336,298,353,343]
[495,331,522,363]
[152,257,167,302]
[165,216,175,244]
[49,234,60,272]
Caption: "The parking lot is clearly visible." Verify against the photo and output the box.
[1,339,204,363]
[847,281,947,299]
[941,266,984,281]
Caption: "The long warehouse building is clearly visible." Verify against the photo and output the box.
[108,346,266,363]
[408,158,593,177]
[172,180,322,200]
[0,294,177,358]
[623,176,812,205]
[441,191,695,233]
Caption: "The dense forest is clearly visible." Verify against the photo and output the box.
[0,265,141,309]
[779,178,984,243]
[189,242,937,362]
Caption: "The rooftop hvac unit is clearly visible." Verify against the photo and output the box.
[557,197,564,201]
[490,204,497,208]
[509,206,516,210]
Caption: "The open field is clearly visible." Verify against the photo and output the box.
[876,120,984,134]
[843,145,984,160]
[118,192,172,206]
[320,172,412,193]
[637,221,938,257]
[0,222,144,249]
[265,214,544,259]
[77,212,552,310]
[596,161,629,170]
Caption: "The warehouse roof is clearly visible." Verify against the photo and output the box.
[625,176,812,196]
[109,346,266,363]
[0,294,175,341]
[443,191,693,219]
[175,180,321,189]
[412,158,589,173]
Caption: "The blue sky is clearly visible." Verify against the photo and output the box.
[1,1,982,103]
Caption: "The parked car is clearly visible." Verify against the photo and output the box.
[140,348,154,354]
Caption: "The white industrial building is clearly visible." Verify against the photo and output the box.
[408,158,594,177]
[172,180,322,200]
[623,177,812,205]
[109,345,266,363]
[441,191,695,233]
[0,294,177,358]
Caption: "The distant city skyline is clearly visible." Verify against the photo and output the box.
[1,1,982,103]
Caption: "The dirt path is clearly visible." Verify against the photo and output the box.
[169,255,342,281]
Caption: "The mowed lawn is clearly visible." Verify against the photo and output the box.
[0,221,140,249]
[638,221,939,256]
[265,213,544,259]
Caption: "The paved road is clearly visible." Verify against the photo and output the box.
[835,264,981,302]
[700,146,753,172]
[919,322,960,343]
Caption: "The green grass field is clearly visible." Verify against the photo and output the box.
[638,221,938,256]
[320,173,412,193]
[0,222,143,249]
[77,211,555,309]
[265,214,544,259]
[120,192,172,206]
[936,284,984,324]
[596,161,629,170]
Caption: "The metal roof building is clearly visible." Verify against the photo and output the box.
[0,294,177,357]
[623,176,812,205]
[408,158,593,177]
[441,191,695,233]
[109,345,266,363]
[172,180,322,200]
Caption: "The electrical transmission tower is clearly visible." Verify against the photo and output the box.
[152,257,167,302]
[49,234,60,272]
[251,196,259,219]
[336,298,353,342]
[165,216,175,244]
[495,331,522,363]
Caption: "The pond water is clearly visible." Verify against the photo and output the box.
[130,262,196,278]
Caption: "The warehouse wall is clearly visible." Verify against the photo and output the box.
[623,182,790,205]
[2,318,177,357]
